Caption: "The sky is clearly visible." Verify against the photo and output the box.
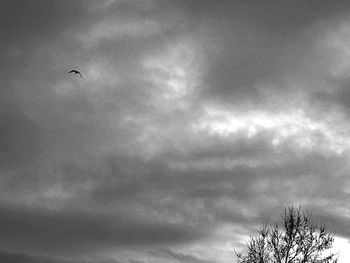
[1,0,350,262]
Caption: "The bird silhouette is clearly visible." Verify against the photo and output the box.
[69,69,82,78]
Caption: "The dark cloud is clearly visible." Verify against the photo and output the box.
[0,251,37,263]
[0,100,44,170]
[164,0,350,104]
[152,248,216,263]
[0,205,203,257]
[0,250,121,263]
[0,0,85,44]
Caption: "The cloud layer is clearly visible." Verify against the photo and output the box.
[1,0,350,262]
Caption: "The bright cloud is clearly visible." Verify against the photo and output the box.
[195,105,350,154]
[142,37,205,111]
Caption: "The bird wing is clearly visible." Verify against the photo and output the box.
[68,69,82,78]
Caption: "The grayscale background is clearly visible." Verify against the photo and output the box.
[1,0,350,262]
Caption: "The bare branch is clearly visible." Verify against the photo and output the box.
[235,206,338,263]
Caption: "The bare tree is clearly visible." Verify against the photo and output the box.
[235,207,338,263]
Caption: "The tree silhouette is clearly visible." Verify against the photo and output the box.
[235,207,338,263]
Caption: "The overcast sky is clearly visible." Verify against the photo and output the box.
[1,0,350,262]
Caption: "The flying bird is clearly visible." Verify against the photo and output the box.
[69,69,82,78]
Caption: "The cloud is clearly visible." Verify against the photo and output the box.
[0,205,203,257]
[79,19,164,48]
[194,105,350,155]
[151,248,216,263]
[1,0,350,262]
[0,250,122,263]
